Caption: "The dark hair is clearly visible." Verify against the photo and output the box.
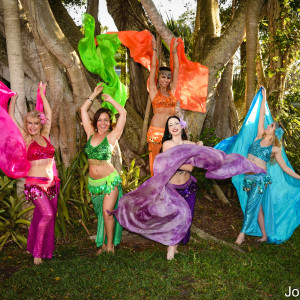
[93,108,113,131]
[161,115,188,144]
[159,66,171,72]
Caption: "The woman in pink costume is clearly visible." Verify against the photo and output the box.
[147,36,180,176]
[8,82,58,265]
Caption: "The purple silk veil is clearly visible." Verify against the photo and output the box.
[113,144,265,245]
[0,82,30,178]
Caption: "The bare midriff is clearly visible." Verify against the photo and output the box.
[247,154,267,173]
[150,108,175,128]
[88,160,115,180]
[169,164,194,185]
[28,158,54,179]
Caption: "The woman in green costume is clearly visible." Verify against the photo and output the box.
[81,85,126,254]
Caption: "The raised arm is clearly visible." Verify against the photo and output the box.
[81,85,104,138]
[170,38,180,95]
[103,94,127,147]
[257,87,266,138]
[8,93,26,137]
[273,147,300,180]
[149,36,158,101]
[39,83,52,138]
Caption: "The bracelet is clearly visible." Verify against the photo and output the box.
[88,97,94,103]
[153,48,157,51]
[172,50,177,54]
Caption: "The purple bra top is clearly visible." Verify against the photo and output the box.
[27,136,55,161]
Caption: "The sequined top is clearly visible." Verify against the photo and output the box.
[84,135,112,161]
[152,90,177,110]
[27,136,55,161]
[247,139,272,163]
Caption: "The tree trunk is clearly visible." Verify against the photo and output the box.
[87,0,100,35]
[245,0,264,111]
[2,0,26,123]
[207,57,238,138]
[108,0,152,157]
[20,0,93,165]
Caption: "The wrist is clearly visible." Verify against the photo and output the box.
[88,97,95,103]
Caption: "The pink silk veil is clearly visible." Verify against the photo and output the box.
[0,81,58,179]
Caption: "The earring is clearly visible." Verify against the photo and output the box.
[168,133,171,138]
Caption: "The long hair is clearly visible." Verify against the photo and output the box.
[157,66,172,91]
[161,115,188,144]
[93,108,114,131]
[261,122,282,164]
[23,110,46,136]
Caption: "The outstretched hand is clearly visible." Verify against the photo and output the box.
[102,94,113,103]
[39,82,47,95]
[173,38,180,50]
[11,92,18,100]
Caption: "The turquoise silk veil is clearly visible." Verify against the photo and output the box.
[215,88,300,244]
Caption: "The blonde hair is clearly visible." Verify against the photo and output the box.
[261,132,282,164]
[23,110,45,141]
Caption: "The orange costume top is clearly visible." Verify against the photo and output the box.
[152,90,177,113]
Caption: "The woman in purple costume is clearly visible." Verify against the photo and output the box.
[112,115,265,260]
[161,116,203,259]
[8,82,58,265]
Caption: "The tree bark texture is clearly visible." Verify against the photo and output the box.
[108,0,152,156]
[2,0,26,124]
[207,57,238,138]
[20,0,94,165]
[87,0,100,35]
[245,0,264,111]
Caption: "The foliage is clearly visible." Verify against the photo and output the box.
[55,150,93,237]
[278,81,300,174]
[120,158,150,194]
[0,173,34,250]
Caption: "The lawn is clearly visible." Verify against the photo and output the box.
[1,222,299,299]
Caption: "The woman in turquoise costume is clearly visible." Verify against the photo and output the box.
[216,87,300,245]
[81,85,126,254]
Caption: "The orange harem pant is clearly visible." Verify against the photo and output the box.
[147,126,165,176]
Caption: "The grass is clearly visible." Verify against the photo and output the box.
[0,224,299,300]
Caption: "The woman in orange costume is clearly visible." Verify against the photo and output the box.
[147,36,180,176]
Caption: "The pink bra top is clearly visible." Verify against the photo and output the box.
[27,136,55,161]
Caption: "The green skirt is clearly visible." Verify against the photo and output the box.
[88,170,123,247]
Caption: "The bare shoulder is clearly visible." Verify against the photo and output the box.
[162,140,174,152]
[272,145,281,154]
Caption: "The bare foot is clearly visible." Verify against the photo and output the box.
[167,245,178,260]
[96,245,106,255]
[34,257,42,265]
[235,233,245,245]
[257,237,267,243]
[106,245,114,254]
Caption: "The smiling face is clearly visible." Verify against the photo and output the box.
[168,117,182,137]
[265,122,276,136]
[97,112,111,133]
[26,117,42,136]
[158,71,172,89]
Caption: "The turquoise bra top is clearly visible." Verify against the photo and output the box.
[248,139,272,163]
[84,135,112,161]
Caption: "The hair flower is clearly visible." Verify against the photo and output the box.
[179,118,187,129]
[38,112,48,125]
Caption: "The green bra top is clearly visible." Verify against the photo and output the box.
[84,135,112,161]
